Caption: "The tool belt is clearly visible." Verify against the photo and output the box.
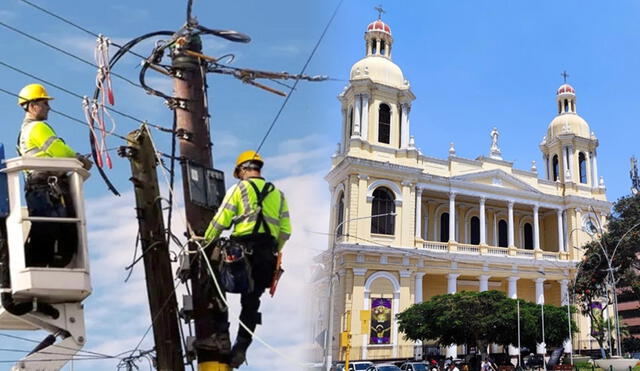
[212,237,254,294]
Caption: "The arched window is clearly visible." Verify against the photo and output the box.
[440,213,449,242]
[348,107,354,136]
[470,216,480,245]
[498,220,508,247]
[523,223,533,250]
[380,40,386,56]
[579,152,587,184]
[336,192,345,237]
[371,187,395,235]
[552,155,559,181]
[378,103,391,144]
[564,99,569,113]
[371,40,377,55]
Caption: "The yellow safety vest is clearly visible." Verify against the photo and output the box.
[18,118,76,159]
[204,178,292,251]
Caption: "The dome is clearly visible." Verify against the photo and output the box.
[350,56,407,89]
[547,113,590,139]
[367,19,391,35]
[557,84,575,95]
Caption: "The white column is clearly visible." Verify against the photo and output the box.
[508,201,515,247]
[447,273,459,359]
[557,209,564,252]
[562,146,568,181]
[585,151,592,186]
[415,273,425,303]
[535,278,545,305]
[400,103,409,148]
[492,211,497,246]
[361,94,369,141]
[449,192,456,243]
[533,205,540,250]
[479,197,486,245]
[353,94,362,136]
[447,273,459,294]
[508,277,519,299]
[536,278,547,355]
[508,276,520,356]
[414,272,426,359]
[415,187,422,241]
[567,145,574,179]
[592,152,599,187]
[479,275,490,292]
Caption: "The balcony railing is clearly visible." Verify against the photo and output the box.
[419,240,570,261]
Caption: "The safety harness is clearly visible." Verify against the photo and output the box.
[217,179,275,294]
[245,179,275,237]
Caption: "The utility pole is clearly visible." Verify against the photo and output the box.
[171,34,222,367]
[123,125,185,371]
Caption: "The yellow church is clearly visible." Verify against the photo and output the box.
[314,15,611,365]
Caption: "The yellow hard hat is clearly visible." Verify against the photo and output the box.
[234,150,263,179]
[235,150,263,167]
[18,83,54,106]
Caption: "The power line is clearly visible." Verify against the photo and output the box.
[17,0,150,61]
[0,333,125,360]
[0,59,174,133]
[0,21,142,89]
[253,0,344,154]
[0,86,129,141]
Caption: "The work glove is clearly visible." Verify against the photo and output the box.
[75,154,93,170]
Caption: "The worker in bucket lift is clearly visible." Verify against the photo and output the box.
[17,83,92,267]
[201,150,291,368]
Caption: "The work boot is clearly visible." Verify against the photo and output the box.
[194,332,231,355]
[229,337,252,368]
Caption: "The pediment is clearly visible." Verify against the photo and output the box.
[452,169,541,194]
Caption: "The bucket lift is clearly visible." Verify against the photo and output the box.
[0,149,91,371]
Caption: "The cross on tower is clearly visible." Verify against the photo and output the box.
[374,5,385,19]
[561,70,570,83]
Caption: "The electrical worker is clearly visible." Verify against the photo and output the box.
[201,150,291,368]
[17,83,92,267]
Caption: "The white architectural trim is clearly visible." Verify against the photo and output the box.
[463,208,480,244]
[366,179,403,204]
[363,271,401,358]
[364,271,401,292]
[433,203,452,242]
[518,215,534,250]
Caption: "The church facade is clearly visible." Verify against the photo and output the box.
[315,16,611,363]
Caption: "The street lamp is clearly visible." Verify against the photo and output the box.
[323,211,397,371]
[584,219,640,357]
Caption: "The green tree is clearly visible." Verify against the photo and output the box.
[572,194,640,356]
[397,290,576,353]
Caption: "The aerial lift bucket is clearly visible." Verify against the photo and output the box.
[0,154,91,371]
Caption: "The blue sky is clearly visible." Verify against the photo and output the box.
[0,0,639,370]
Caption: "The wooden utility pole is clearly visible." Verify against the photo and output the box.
[172,35,223,367]
[124,126,185,371]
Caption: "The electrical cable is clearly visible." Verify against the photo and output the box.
[0,59,174,133]
[166,109,178,245]
[0,86,129,141]
[0,21,142,89]
[122,278,184,365]
[89,29,174,196]
[17,0,150,61]
[0,333,126,360]
[252,0,344,154]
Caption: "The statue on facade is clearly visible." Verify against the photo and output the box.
[489,127,502,160]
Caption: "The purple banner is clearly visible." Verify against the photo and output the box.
[370,298,392,344]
